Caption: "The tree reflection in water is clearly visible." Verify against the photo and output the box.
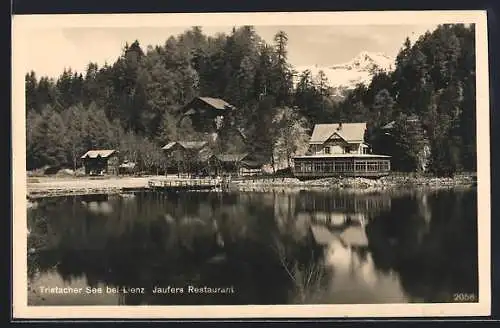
[27,188,478,305]
[366,189,478,302]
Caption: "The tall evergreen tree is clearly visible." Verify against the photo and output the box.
[24,24,476,176]
[25,71,38,113]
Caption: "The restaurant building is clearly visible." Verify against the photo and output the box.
[292,122,391,179]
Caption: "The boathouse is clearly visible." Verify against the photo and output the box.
[80,149,119,176]
[292,122,391,179]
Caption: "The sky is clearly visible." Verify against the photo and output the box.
[24,24,439,78]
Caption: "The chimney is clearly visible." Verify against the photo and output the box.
[337,122,342,131]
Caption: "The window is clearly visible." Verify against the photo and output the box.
[355,162,366,171]
[324,146,331,154]
[334,162,345,172]
[367,162,378,171]
[314,162,322,172]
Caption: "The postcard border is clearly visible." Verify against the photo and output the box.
[12,10,491,319]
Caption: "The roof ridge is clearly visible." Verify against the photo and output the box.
[309,122,367,144]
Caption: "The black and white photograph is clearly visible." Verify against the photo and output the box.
[12,11,490,318]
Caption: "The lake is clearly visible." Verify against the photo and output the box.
[27,187,478,305]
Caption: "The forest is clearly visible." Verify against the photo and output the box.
[25,24,476,176]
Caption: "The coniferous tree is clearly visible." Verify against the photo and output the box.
[272,31,294,106]
[29,106,68,169]
[25,71,38,113]
[24,24,476,176]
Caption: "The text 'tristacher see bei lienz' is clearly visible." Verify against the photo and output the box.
[38,285,237,295]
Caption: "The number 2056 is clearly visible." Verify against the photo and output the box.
[453,293,477,302]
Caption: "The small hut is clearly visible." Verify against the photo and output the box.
[80,150,119,176]
[162,141,212,176]
[118,161,137,175]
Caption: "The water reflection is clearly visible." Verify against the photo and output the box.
[27,188,478,305]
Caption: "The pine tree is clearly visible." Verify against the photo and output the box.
[24,24,476,176]
[25,71,38,113]
[388,114,428,172]
[29,107,68,169]
[272,31,293,106]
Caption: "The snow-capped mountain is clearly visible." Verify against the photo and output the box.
[293,51,395,91]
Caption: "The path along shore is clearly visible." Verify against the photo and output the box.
[26,174,477,200]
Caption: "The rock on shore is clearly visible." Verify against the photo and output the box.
[232,174,476,191]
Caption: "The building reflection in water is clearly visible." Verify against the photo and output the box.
[27,188,478,305]
[271,190,409,303]
[80,194,113,215]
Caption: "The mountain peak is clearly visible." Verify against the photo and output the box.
[293,51,395,94]
[330,51,394,72]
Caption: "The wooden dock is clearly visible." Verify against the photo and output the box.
[148,177,228,191]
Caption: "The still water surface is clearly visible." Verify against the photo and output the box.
[27,188,478,305]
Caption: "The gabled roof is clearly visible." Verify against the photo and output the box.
[309,123,367,144]
[326,131,348,143]
[382,114,421,130]
[198,97,235,110]
[162,142,178,150]
[80,149,117,159]
[381,121,395,130]
[182,97,235,115]
[119,162,136,169]
[214,153,249,163]
[162,141,208,151]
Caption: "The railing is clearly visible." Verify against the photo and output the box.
[148,177,226,190]
[292,158,391,177]
[292,171,390,178]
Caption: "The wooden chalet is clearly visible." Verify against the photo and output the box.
[292,122,391,179]
[80,149,119,175]
[180,97,236,134]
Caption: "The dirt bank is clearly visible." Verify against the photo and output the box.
[27,176,156,199]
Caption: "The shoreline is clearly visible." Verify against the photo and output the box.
[26,174,476,200]
[27,176,153,199]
